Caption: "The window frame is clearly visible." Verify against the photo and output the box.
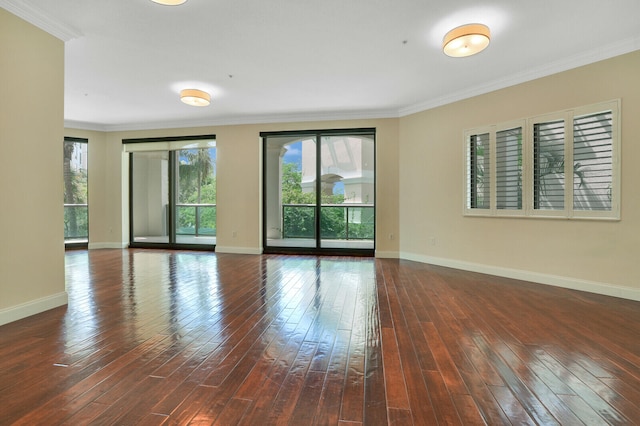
[64,136,89,247]
[463,100,620,220]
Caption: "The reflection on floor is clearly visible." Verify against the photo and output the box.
[266,238,374,249]
[134,235,217,245]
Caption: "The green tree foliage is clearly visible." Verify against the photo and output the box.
[63,141,88,239]
[281,162,314,237]
[281,162,314,204]
[281,162,356,239]
[179,149,215,204]
[177,148,216,235]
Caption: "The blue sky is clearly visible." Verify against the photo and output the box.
[283,141,302,169]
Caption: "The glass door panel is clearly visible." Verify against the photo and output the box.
[265,137,317,248]
[131,151,170,244]
[176,148,217,245]
[320,135,375,249]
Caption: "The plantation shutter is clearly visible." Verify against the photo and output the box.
[468,133,490,209]
[533,120,565,210]
[496,127,522,210]
[573,111,613,211]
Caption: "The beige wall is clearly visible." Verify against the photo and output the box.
[399,51,640,299]
[72,118,400,255]
[0,10,66,324]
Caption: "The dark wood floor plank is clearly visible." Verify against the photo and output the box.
[381,327,410,410]
[459,369,512,425]
[2,249,640,424]
[163,384,218,425]
[423,369,464,425]
[488,384,537,425]
[500,343,584,425]
[339,281,367,424]
[313,328,351,425]
[421,321,468,396]
[472,332,560,425]
[534,346,630,424]
[213,397,252,426]
[363,278,388,425]
[382,277,438,422]
[288,370,326,424]
[451,394,488,426]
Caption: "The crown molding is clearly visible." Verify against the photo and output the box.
[399,36,640,117]
[0,0,82,41]
[66,109,399,133]
[64,120,108,132]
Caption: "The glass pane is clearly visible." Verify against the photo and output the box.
[175,147,217,245]
[320,135,374,249]
[63,139,88,242]
[265,137,317,248]
[131,151,170,243]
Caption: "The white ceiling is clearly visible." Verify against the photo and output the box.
[3,0,640,131]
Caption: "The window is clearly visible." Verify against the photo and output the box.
[572,110,614,213]
[496,126,522,210]
[466,132,490,209]
[464,100,619,219]
[64,137,88,245]
[533,118,565,211]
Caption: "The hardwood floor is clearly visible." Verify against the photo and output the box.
[1,249,639,425]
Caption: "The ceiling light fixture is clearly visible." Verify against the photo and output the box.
[443,23,490,57]
[151,0,187,5]
[180,89,211,107]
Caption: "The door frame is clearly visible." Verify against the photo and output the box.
[124,134,217,251]
[261,128,376,256]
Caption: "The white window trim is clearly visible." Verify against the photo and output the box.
[463,99,620,220]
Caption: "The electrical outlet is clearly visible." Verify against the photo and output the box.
[388,233,394,240]
[232,231,237,238]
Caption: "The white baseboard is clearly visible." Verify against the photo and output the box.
[88,242,127,249]
[215,246,262,255]
[375,250,399,259]
[399,251,640,302]
[0,292,68,327]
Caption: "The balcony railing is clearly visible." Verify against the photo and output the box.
[64,204,88,241]
[176,204,216,236]
[282,204,374,240]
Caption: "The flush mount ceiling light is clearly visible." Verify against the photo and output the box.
[180,89,211,107]
[151,0,187,5]
[443,23,490,57]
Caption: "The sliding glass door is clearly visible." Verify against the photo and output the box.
[263,129,375,254]
[126,136,216,250]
